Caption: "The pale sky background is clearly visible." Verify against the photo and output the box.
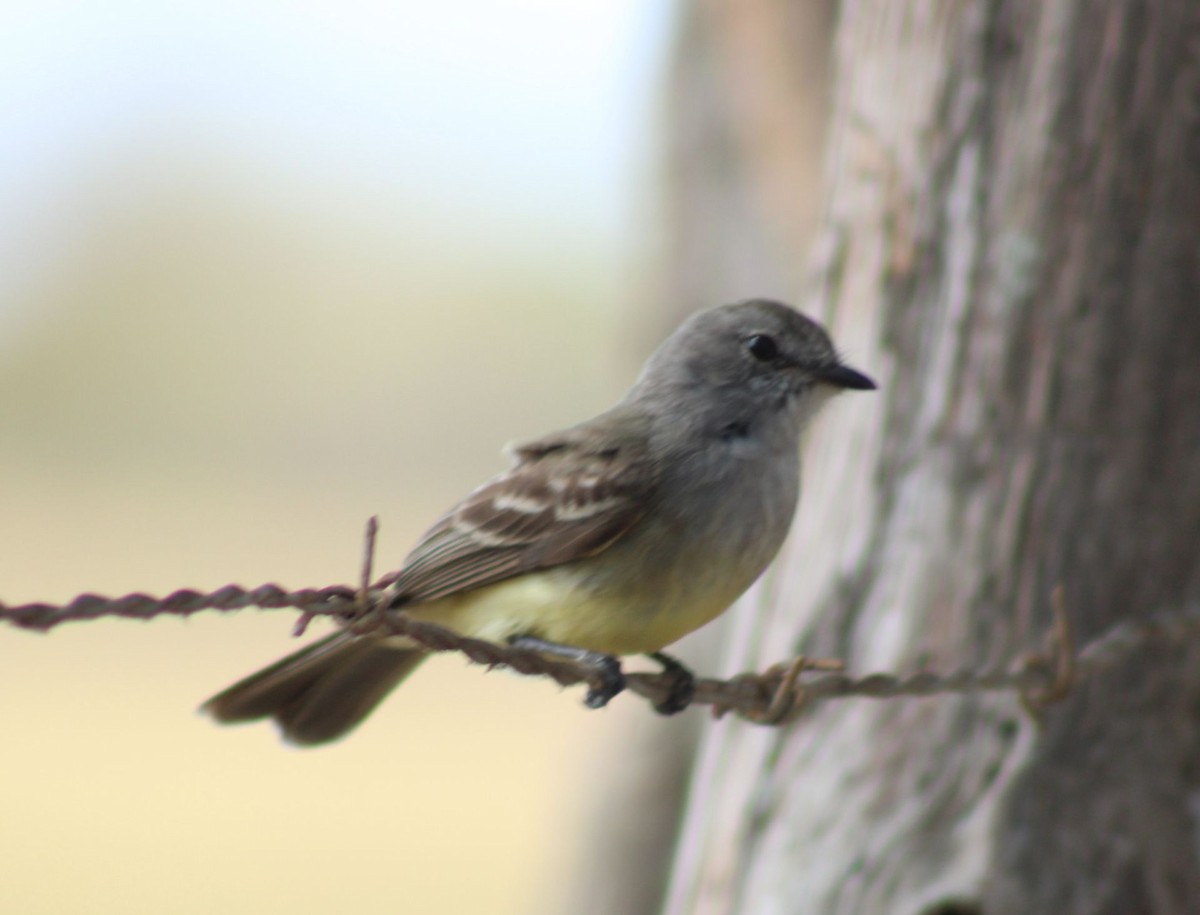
[0,3,682,914]
[1,0,671,320]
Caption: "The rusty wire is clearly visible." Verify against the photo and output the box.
[3,521,1198,725]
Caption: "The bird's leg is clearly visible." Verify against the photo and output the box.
[508,635,626,709]
[647,651,696,715]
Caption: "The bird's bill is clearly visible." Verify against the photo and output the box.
[817,364,877,390]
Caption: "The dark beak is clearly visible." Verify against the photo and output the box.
[818,363,877,391]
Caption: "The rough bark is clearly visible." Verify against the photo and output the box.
[664,3,1200,914]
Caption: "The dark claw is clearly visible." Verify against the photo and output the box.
[583,654,626,709]
[648,651,696,715]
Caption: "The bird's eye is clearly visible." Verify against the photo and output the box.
[745,334,779,361]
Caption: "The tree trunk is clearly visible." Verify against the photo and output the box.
[663,3,1200,914]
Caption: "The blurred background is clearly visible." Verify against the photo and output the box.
[0,2,683,913]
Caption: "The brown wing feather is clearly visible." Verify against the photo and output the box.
[390,425,656,605]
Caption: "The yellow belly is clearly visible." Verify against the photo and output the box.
[399,566,732,657]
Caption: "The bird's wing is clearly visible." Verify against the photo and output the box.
[388,423,658,605]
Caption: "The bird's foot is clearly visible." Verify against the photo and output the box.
[582,654,626,709]
[508,635,626,709]
[647,651,695,715]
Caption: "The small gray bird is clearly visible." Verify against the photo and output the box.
[203,299,875,744]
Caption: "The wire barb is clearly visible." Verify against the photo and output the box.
[1017,586,1076,720]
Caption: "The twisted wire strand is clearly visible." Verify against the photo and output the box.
[5,580,1197,724]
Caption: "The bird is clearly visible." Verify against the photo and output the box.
[202,299,875,744]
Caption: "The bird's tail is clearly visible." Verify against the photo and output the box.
[202,631,427,746]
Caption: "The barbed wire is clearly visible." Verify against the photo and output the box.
[3,518,1198,725]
